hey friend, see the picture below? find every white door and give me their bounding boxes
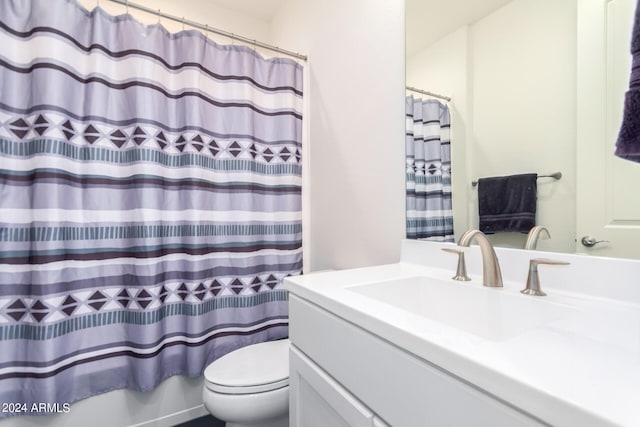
[576,0,640,258]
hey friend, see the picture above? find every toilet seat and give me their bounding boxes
[204,339,290,395]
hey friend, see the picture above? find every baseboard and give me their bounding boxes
[129,404,209,427]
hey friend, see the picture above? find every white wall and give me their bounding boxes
[407,0,577,253]
[80,0,272,48]
[0,376,208,427]
[271,0,406,271]
[471,0,577,252]
[0,0,406,426]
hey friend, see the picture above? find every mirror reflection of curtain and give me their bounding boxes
[405,96,453,241]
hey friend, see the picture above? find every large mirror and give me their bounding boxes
[406,0,640,259]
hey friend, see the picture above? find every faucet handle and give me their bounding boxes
[521,258,570,296]
[441,248,471,281]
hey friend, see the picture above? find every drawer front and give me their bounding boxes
[289,295,544,427]
[290,345,375,427]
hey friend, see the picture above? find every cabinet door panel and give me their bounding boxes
[290,295,543,427]
[290,346,374,427]
[373,416,391,427]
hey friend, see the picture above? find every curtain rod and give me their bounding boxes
[406,86,451,102]
[107,0,308,61]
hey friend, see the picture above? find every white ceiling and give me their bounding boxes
[406,0,513,56]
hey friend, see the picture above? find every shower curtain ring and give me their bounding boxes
[182,17,185,31]
[157,9,161,24]
[125,0,128,14]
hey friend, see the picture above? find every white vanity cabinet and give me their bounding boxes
[286,240,640,425]
[290,346,379,427]
[288,294,542,427]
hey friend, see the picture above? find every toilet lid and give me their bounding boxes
[204,339,290,395]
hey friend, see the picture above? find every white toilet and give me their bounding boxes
[202,339,290,427]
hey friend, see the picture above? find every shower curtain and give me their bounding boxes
[405,96,453,241]
[0,0,302,413]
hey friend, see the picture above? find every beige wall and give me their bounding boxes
[407,0,577,253]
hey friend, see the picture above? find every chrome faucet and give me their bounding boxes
[457,229,503,287]
[524,226,550,250]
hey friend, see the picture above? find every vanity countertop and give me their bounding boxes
[284,240,640,426]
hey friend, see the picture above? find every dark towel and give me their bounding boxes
[478,173,537,234]
[615,0,640,162]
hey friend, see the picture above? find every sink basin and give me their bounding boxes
[347,276,575,341]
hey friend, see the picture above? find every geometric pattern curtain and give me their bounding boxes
[0,0,302,414]
[405,95,453,241]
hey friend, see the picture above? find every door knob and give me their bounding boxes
[580,235,609,247]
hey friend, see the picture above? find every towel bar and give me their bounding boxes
[471,172,562,187]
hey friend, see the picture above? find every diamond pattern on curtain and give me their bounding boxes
[0,0,302,413]
[405,96,453,241]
